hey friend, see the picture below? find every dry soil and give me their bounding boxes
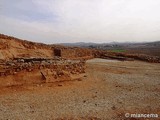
[0,58,160,120]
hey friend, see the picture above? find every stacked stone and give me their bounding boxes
[0,57,86,77]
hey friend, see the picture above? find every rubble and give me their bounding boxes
[0,57,86,86]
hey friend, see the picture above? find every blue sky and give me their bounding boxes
[0,0,160,43]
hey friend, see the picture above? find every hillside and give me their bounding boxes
[0,34,55,60]
[0,34,94,60]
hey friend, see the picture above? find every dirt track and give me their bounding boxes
[0,58,160,120]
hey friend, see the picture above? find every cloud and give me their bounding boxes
[0,0,160,43]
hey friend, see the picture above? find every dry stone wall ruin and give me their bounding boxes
[0,57,86,86]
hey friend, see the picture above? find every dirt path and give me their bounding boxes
[0,59,160,120]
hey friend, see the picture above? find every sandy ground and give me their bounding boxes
[0,58,160,120]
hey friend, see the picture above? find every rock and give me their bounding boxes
[84,75,87,77]
[111,105,116,110]
[27,68,32,72]
[13,72,17,75]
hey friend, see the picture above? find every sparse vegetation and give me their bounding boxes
[110,49,126,53]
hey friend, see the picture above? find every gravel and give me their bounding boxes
[0,59,159,119]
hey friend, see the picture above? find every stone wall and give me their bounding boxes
[0,57,86,87]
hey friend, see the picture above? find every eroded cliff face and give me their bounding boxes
[0,34,54,60]
[0,34,94,60]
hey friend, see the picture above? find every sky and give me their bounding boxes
[0,0,160,43]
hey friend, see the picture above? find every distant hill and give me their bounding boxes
[59,42,98,47]
[60,41,160,48]
[60,41,160,57]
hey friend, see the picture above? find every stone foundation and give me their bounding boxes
[0,57,86,87]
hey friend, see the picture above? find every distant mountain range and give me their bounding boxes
[59,41,160,49]
[60,41,160,57]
